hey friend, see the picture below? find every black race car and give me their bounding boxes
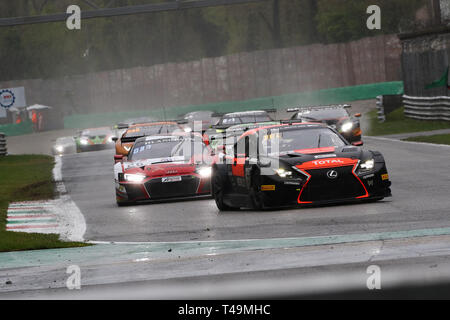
[211,122,391,211]
[212,109,276,130]
[179,110,221,133]
[287,105,363,145]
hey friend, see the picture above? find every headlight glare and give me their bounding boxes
[359,159,375,171]
[124,173,146,183]
[274,168,293,178]
[341,122,353,132]
[197,167,212,177]
[80,138,89,145]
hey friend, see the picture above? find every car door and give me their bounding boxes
[230,136,249,193]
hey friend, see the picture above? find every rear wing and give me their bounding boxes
[287,104,351,113]
[120,135,145,143]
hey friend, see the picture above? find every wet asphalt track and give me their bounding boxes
[61,137,450,243]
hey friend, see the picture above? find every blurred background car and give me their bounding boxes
[113,121,186,160]
[75,127,116,153]
[178,110,221,133]
[287,105,363,145]
[212,109,276,131]
[51,136,77,156]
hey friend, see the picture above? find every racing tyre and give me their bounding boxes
[250,170,264,210]
[212,168,233,211]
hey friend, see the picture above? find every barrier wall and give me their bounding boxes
[0,35,402,119]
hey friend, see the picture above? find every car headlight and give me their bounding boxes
[124,173,146,183]
[359,159,374,171]
[274,168,293,178]
[55,145,64,153]
[197,167,212,177]
[340,122,353,133]
[80,138,89,145]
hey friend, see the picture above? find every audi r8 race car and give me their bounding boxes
[114,133,212,206]
[287,105,363,145]
[75,127,116,153]
[113,121,186,159]
[211,122,391,211]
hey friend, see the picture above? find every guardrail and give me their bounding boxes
[0,132,6,156]
[376,96,386,122]
[376,94,403,123]
[403,95,450,121]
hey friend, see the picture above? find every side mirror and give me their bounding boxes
[114,154,124,163]
[112,137,118,142]
[352,141,363,146]
[354,113,362,118]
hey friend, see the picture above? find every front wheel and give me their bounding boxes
[249,170,264,210]
[212,168,233,211]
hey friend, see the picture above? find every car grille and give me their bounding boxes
[300,166,366,202]
[144,175,200,199]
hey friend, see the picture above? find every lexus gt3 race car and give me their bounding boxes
[114,133,212,206]
[287,105,363,145]
[113,121,186,159]
[75,127,116,153]
[211,123,391,211]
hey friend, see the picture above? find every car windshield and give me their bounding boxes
[124,124,180,138]
[294,108,349,120]
[129,137,207,161]
[261,127,346,154]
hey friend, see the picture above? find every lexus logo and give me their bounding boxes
[327,170,338,179]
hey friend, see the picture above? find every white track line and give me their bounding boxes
[365,135,450,149]
[52,156,87,242]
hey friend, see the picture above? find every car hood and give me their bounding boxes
[272,145,367,166]
[123,156,198,177]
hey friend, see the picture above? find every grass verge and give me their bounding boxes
[0,155,90,252]
[366,107,450,136]
[404,134,450,146]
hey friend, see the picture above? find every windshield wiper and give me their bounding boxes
[317,134,322,148]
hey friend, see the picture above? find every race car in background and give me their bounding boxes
[114,133,212,206]
[212,109,276,131]
[114,117,157,137]
[287,105,363,145]
[211,122,391,211]
[113,121,186,160]
[206,121,278,152]
[75,127,116,153]
[178,110,221,133]
[205,109,277,148]
[52,136,77,156]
